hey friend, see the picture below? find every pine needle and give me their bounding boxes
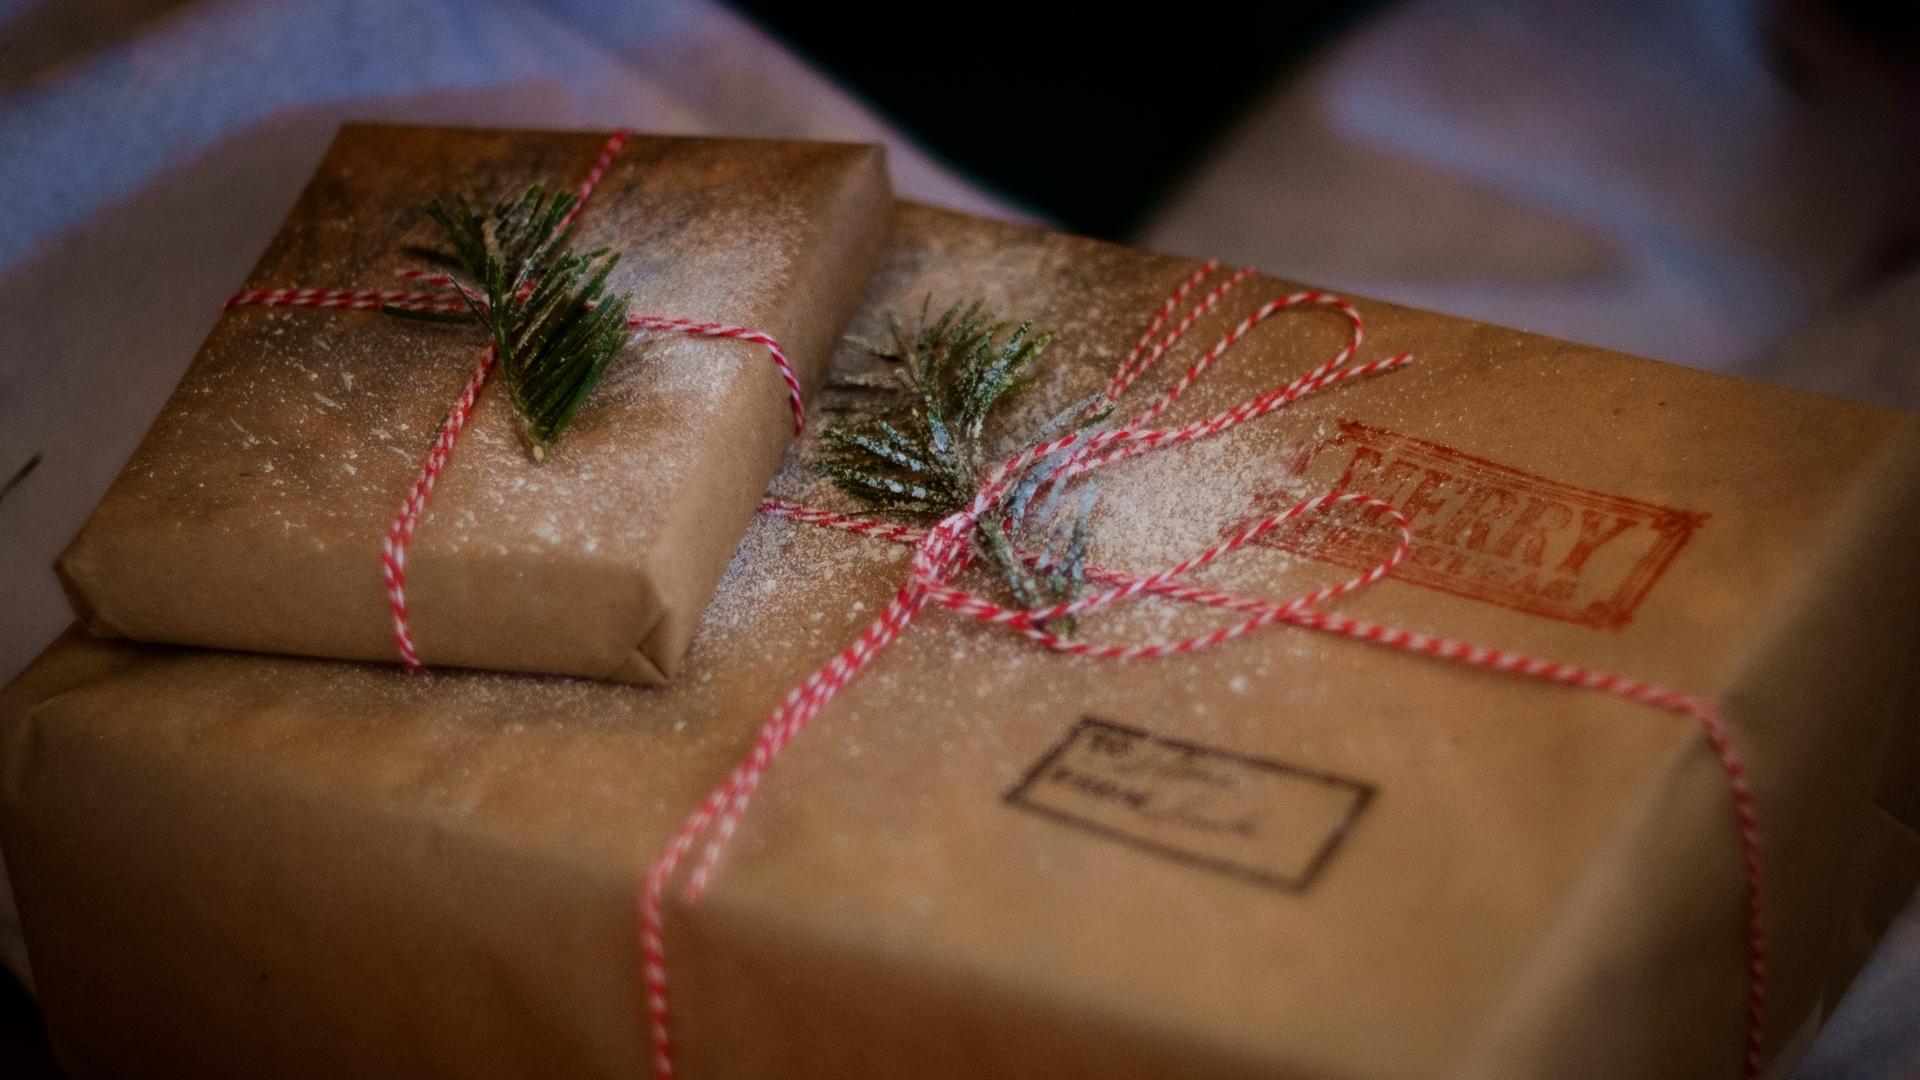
[817,297,1103,627]
[391,184,634,461]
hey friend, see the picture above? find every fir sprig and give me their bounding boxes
[818,297,1107,624]
[389,185,633,461]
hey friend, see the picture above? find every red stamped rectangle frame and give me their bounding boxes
[1241,421,1708,630]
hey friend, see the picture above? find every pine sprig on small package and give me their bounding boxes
[391,185,633,462]
[819,297,1107,624]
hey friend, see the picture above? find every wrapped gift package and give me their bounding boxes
[5,201,1920,1080]
[54,123,892,682]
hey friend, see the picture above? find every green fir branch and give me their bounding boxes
[817,297,1104,628]
[390,185,633,462]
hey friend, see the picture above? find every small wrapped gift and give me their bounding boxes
[5,204,1919,1080]
[55,123,892,682]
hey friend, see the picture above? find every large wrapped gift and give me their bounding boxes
[5,204,1919,1080]
[55,123,892,682]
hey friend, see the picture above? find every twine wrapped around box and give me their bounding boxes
[223,130,806,671]
[637,260,1769,1080]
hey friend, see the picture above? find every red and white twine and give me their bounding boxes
[641,261,1770,1080]
[222,130,804,667]
[219,128,1767,1079]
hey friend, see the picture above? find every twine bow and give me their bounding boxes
[640,262,1769,1080]
[223,130,805,669]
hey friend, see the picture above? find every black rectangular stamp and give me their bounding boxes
[1004,717,1374,892]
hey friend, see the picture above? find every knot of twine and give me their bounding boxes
[222,129,805,668]
[641,262,1769,1079]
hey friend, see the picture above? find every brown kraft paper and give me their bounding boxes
[55,123,893,682]
[4,203,1919,1079]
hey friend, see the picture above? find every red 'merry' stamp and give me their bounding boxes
[1239,420,1707,629]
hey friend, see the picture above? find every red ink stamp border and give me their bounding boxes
[1244,420,1708,630]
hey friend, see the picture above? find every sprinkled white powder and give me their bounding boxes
[688,207,1382,688]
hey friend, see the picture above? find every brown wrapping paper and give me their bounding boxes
[55,124,893,682]
[6,204,1920,1080]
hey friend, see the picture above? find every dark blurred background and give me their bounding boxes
[730,0,1386,237]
